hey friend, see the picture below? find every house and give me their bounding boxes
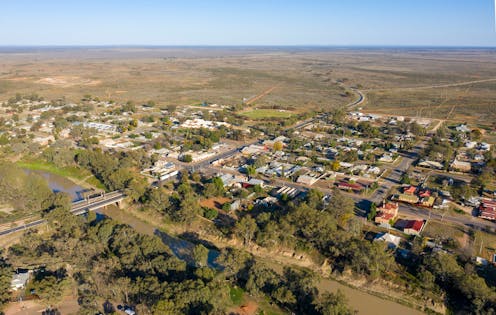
[219,174,247,188]
[242,178,265,189]
[418,160,444,170]
[393,194,419,204]
[465,141,477,149]
[403,186,417,195]
[230,200,241,211]
[336,181,364,192]
[374,201,399,226]
[32,134,55,146]
[450,159,471,172]
[420,196,436,208]
[296,175,319,186]
[379,153,394,163]
[241,144,269,155]
[394,219,425,235]
[394,220,425,235]
[254,196,279,208]
[478,199,496,221]
[478,142,491,151]
[455,124,470,133]
[418,189,431,198]
[374,232,402,249]
[11,270,31,291]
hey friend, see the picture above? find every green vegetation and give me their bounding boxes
[229,286,244,305]
[242,109,295,119]
[0,162,53,216]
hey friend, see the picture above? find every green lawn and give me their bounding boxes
[242,109,295,119]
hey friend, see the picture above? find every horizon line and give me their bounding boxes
[1,44,496,49]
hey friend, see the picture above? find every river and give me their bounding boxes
[24,169,85,201]
[25,170,424,314]
[98,206,425,315]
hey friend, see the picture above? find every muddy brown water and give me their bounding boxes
[98,206,425,314]
[24,169,85,201]
[22,170,425,314]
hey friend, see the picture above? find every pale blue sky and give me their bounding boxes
[0,0,495,46]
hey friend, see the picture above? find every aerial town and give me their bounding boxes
[1,2,496,313]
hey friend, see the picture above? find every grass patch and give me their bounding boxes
[242,109,295,119]
[229,286,244,305]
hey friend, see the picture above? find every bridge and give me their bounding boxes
[0,190,125,237]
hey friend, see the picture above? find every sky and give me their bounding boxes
[0,0,495,46]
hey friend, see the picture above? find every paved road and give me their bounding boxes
[184,114,324,173]
[364,78,496,93]
[369,141,426,204]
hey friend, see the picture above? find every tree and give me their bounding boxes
[32,272,69,306]
[400,173,411,185]
[192,244,209,268]
[235,216,258,246]
[273,141,284,152]
[367,203,377,221]
[325,190,355,227]
[215,248,251,280]
[331,161,340,172]
[147,187,171,213]
[314,290,355,315]
[0,257,11,310]
[125,176,148,202]
[471,129,483,141]
[180,154,193,163]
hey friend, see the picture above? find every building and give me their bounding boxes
[374,201,399,226]
[455,124,470,133]
[418,160,444,170]
[478,199,496,221]
[420,196,435,208]
[394,219,425,235]
[403,186,417,195]
[336,181,364,193]
[242,178,265,188]
[11,270,31,291]
[374,232,402,249]
[393,194,419,204]
[78,122,117,133]
[296,175,319,186]
[450,159,471,173]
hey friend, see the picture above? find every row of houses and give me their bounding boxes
[392,186,436,208]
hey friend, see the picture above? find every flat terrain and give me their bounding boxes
[241,108,295,119]
[1,47,495,125]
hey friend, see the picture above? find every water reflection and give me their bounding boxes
[23,170,85,201]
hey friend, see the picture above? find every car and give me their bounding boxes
[124,307,136,315]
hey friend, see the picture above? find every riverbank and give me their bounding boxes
[17,160,105,190]
[98,205,430,315]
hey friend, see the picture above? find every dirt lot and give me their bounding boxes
[5,296,79,315]
[200,197,231,210]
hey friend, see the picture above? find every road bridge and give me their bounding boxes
[0,191,125,237]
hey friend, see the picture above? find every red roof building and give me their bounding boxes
[394,219,425,235]
[403,186,417,195]
[374,202,399,225]
[479,199,496,221]
[337,182,364,192]
[418,189,431,198]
